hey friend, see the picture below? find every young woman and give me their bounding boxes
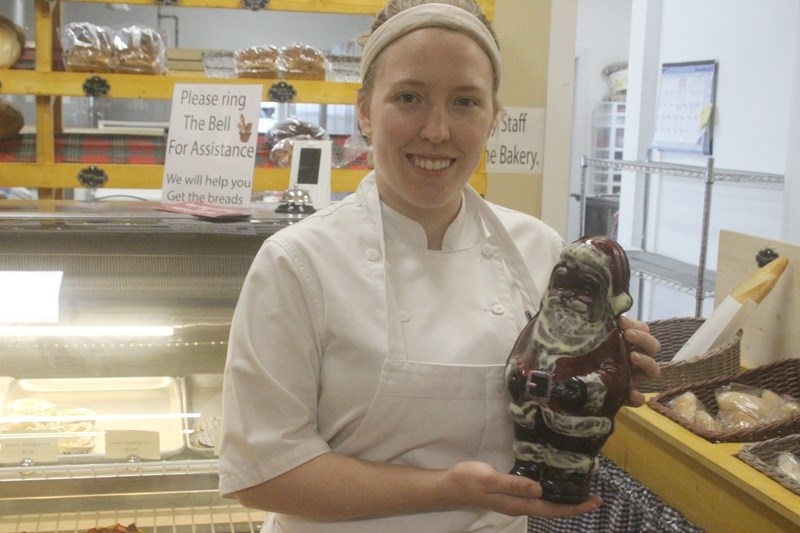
[219,2,660,531]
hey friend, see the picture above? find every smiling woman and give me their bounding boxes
[219,2,661,532]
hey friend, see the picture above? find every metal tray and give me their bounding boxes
[182,373,223,456]
[0,376,185,463]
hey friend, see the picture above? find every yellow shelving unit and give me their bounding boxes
[0,0,492,198]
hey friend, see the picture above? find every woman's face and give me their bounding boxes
[358,28,498,220]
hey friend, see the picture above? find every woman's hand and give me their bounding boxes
[620,316,661,406]
[447,461,602,518]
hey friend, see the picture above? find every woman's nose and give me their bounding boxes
[420,107,450,144]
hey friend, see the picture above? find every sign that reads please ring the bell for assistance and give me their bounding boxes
[162,84,262,208]
[485,107,544,174]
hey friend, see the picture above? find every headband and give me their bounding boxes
[360,3,502,85]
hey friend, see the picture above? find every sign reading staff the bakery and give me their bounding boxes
[162,84,262,207]
[485,107,544,174]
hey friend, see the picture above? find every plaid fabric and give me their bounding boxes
[0,133,369,168]
[528,456,704,533]
[11,46,64,71]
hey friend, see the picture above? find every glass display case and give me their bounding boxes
[0,200,303,531]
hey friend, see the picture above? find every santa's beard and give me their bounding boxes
[533,294,614,356]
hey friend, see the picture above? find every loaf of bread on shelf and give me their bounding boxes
[281,43,328,79]
[113,25,167,74]
[235,44,281,78]
[0,99,24,139]
[61,22,115,72]
[0,14,26,69]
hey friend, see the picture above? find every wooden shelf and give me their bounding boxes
[0,0,490,195]
[0,70,362,103]
[64,0,494,18]
[603,399,800,532]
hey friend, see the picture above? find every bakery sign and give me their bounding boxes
[485,107,544,174]
[162,84,262,208]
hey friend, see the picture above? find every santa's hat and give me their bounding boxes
[577,236,633,315]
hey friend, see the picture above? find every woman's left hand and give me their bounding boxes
[620,316,661,407]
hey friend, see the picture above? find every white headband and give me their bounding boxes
[360,3,502,86]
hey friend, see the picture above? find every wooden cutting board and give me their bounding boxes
[716,230,798,367]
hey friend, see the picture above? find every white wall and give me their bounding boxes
[572,0,799,320]
[567,0,632,241]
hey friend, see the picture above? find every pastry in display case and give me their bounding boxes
[0,201,300,529]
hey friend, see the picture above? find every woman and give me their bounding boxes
[219,1,660,531]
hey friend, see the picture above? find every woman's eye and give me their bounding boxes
[396,93,418,104]
[455,97,478,107]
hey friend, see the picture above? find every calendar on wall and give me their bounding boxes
[651,60,718,155]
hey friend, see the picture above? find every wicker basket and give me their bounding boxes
[640,317,742,393]
[648,358,800,443]
[738,434,800,495]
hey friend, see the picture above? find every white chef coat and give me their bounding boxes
[219,172,564,532]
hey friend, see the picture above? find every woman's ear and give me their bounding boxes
[357,93,372,138]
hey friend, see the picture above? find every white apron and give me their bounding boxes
[265,185,542,533]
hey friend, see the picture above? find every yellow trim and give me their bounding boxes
[0,162,486,194]
[603,400,800,532]
[61,0,493,18]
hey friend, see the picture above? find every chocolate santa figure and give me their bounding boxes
[505,236,633,504]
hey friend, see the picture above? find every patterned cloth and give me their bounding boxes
[528,456,704,533]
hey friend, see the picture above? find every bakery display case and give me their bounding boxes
[0,0,494,199]
[0,200,304,531]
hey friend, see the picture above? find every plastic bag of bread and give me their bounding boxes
[112,25,166,74]
[61,22,115,72]
[281,43,329,79]
[0,15,26,69]
[715,383,800,429]
[235,44,282,78]
[777,451,800,484]
[0,99,24,139]
[264,117,327,150]
[669,390,721,432]
[333,131,372,169]
[269,135,318,168]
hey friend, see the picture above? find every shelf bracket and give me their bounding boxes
[77,166,109,189]
[268,81,296,103]
[241,0,269,10]
[82,76,111,97]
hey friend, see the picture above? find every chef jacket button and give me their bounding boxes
[491,304,505,315]
[365,248,381,261]
[481,243,494,258]
[398,311,411,322]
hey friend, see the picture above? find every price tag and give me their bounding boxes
[0,430,59,464]
[104,430,161,461]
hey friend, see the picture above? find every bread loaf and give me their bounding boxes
[62,22,115,72]
[113,25,166,74]
[0,99,24,139]
[731,255,789,304]
[281,43,327,79]
[0,15,26,69]
[235,45,281,78]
